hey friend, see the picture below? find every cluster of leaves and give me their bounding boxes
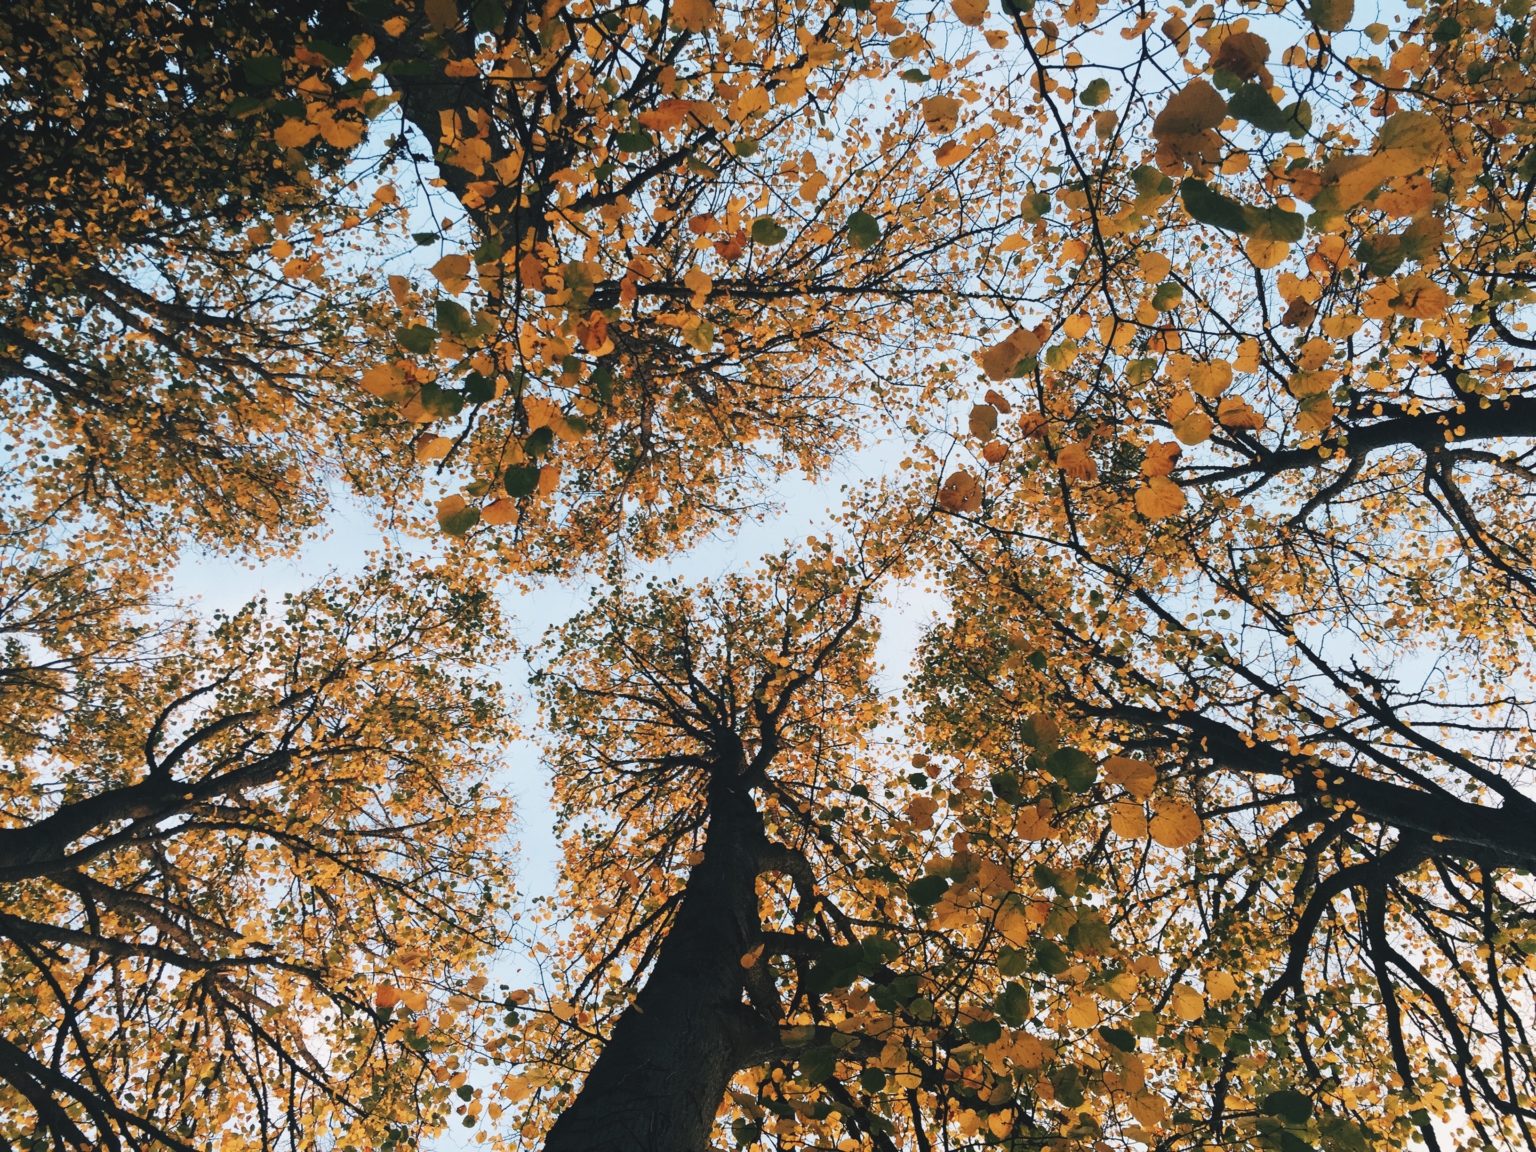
[6,0,1536,1149]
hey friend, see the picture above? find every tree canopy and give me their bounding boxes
[2,0,1534,1149]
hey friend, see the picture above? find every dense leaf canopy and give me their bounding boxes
[2,0,1534,1149]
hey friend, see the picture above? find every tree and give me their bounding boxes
[920,0,1536,1144]
[0,532,517,1150]
[8,0,1536,1149]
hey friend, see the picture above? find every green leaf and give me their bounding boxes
[1045,747,1097,792]
[732,137,759,157]
[437,503,480,537]
[504,465,540,498]
[1307,0,1353,30]
[846,210,882,250]
[412,231,441,246]
[997,945,1031,977]
[417,382,463,419]
[1180,179,1254,234]
[435,298,473,335]
[964,1017,1003,1045]
[1099,1026,1136,1052]
[859,1067,886,1093]
[1228,84,1293,134]
[1034,939,1069,975]
[1249,204,1306,243]
[524,426,555,458]
[751,216,789,245]
[1152,281,1184,311]
[798,1047,837,1083]
[996,982,1032,1025]
[1079,78,1111,106]
[907,874,950,905]
[1261,1089,1314,1124]
[472,0,506,33]
[464,371,496,404]
[615,129,655,152]
[397,324,438,354]
[242,56,284,87]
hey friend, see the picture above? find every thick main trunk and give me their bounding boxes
[542,779,777,1152]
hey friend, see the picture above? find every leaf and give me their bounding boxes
[671,0,718,31]
[750,217,788,245]
[1135,476,1186,519]
[274,119,318,149]
[1149,799,1202,848]
[1262,1089,1314,1124]
[846,210,882,250]
[430,254,473,295]
[1180,178,1253,234]
[921,95,962,134]
[425,0,461,31]
[435,494,480,537]
[1152,80,1226,140]
[907,874,950,905]
[1079,78,1111,106]
[504,465,541,498]
[1169,982,1204,1020]
[1307,0,1353,31]
[1227,84,1294,134]
[1167,392,1213,445]
[1216,395,1265,430]
[1045,747,1097,792]
[937,470,983,513]
[1102,756,1155,801]
[951,0,989,24]
[968,403,999,441]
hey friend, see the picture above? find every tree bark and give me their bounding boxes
[542,773,779,1152]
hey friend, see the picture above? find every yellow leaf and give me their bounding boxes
[274,119,318,149]
[921,95,963,134]
[1216,395,1264,431]
[1149,799,1201,848]
[740,944,766,968]
[1141,440,1181,478]
[952,0,989,24]
[1055,443,1097,482]
[938,470,983,513]
[968,403,999,441]
[1062,313,1091,340]
[683,266,713,303]
[1135,476,1186,519]
[414,433,452,461]
[360,364,410,402]
[317,115,365,149]
[480,498,519,526]
[1206,971,1238,1002]
[671,0,718,31]
[1109,801,1150,839]
[1388,274,1450,319]
[1103,755,1156,800]
[430,254,473,295]
[549,1000,576,1022]
[1152,80,1226,141]
[1189,360,1232,399]
[1169,982,1204,1020]
[1138,251,1172,281]
[978,326,1043,380]
[1167,392,1213,445]
[935,140,973,167]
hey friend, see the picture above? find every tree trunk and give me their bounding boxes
[542,775,778,1152]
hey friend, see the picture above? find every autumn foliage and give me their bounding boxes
[2,0,1535,1149]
